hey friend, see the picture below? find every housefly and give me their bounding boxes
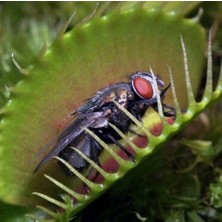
[34,72,174,175]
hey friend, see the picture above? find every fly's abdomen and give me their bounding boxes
[59,134,92,174]
[59,133,102,175]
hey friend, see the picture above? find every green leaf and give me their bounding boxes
[0,201,35,222]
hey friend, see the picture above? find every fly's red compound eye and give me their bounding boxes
[133,77,154,99]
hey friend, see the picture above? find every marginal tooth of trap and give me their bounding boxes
[108,122,141,152]
[216,58,222,92]
[93,2,111,18]
[36,205,57,218]
[55,156,103,192]
[213,58,222,99]
[203,30,213,98]
[120,1,145,12]
[38,41,48,58]
[84,128,134,170]
[180,35,196,106]
[112,100,154,139]
[57,11,76,39]
[150,68,164,119]
[168,66,182,117]
[150,67,171,129]
[112,2,126,12]
[11,53,29,76]
[70,146,117,181]
[32,192,67,209]
[77,3,99,27]
[108,2,136,14]
[191,7,203,22]
[4,84,13,99]
[109,123,146,153]
[44,174,89,202]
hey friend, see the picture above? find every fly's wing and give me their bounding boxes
[33,111,104,173]
[72,83,131,115]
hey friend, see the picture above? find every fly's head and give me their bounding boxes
[131,72,165,103]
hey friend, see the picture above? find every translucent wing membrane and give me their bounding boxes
[33,31,222,221]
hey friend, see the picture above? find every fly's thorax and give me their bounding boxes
[102,91,116,104]
[116,89,128,106]
[91,117,109,128]
[127,90,135,101]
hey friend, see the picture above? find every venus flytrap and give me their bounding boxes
[0,3,216,222]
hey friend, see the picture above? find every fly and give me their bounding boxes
[34,72,175,175]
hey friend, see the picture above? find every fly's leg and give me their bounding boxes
[129,106,143,122]
[83,137,103,189]
[162,103,176,117]
[159,83,176,117]
[153,102,176,118]
[128,102,148,122]
[128,128,144,136]
[132,99,176,119]
[90,136,102,167]
[128,128,147,138]
[107,134,135,162]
